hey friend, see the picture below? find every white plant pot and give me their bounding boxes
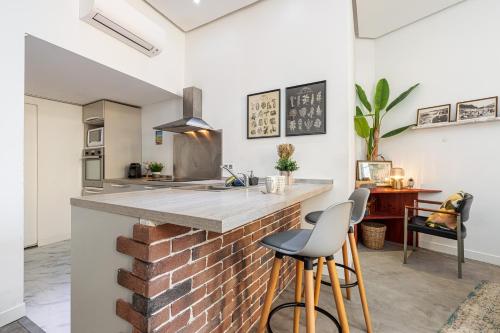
[152,172,162,178]
[280,171,294,185]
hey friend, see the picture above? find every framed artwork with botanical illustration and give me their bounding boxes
[286,80,326,136]
[247,89,281,139]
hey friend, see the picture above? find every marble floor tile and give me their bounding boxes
[24,241,70,333]
[0,317,44,333]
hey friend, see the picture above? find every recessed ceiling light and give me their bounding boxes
[193,0,201,4]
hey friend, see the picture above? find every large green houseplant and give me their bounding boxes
[355,79,419,160]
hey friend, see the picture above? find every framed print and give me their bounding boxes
[247,89,281,139]
[456,96,498,123]
[416,104,451,126]
[356,160,393,184]
[286,80,326,136]
[155,130,163,145]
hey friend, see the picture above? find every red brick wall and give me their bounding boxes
[115,203,301,333]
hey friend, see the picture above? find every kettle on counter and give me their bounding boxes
[128,163,142,179]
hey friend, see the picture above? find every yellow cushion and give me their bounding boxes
[425,191,465,231]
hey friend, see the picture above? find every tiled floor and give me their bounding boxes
[24,241,70,333]
[0,317,44,333]
[2,240,500,332]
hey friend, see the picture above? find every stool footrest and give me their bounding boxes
[267,302,342,333]
[313,261,359,288]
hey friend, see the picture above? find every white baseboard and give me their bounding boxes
[419,239,500,266]
[0,303,25,328]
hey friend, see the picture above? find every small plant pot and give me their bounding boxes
[280,171,294,185]
[152,172,162,178]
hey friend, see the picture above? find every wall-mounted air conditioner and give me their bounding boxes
[80,0,164,57]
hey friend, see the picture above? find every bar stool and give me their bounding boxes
[305,188,372,333]
[257,201,354,333]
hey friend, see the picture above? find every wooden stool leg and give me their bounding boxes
[293,260,304,333]
[257,255,283,333]
[349,232,373,333]
[326,257,349,333]
[314,257,324,316]
[304,263,316,333]
[342,241,351,300]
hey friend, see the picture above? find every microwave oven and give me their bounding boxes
[87,127,104,147]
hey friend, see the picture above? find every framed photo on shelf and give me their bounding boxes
[356,160,392,185]
[456,96,498,123]
[416,104,451,126]
[247,89,281,139]
[285,80,326,136]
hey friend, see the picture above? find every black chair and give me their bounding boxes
[403,194,473,278]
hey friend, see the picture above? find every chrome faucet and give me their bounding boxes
[221,165,248,187]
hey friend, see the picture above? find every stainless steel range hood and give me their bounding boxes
[154,87,213,133]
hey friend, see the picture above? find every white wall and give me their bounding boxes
[184,0,356,213]
[2,0,185,325]
[354,39,376,159]
[141,98,182,176]
[0,3,26,326]
[25,96,83,246]
[373,0,500,264]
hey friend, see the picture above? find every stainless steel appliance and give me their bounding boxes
[82,147,104,187]
[87,127,104,147]
[154,87,213,133]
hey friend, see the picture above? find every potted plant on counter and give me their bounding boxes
[275,144,299,185]
[148,162,164,178]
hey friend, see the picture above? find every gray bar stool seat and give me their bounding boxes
[260,229,312,255]
[304,188,373,333]
[257,201,353,333]
[305,211,323,224]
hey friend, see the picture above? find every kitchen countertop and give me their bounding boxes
[104,177,225,186]
[71,180,333,233]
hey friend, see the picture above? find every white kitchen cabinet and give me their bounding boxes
[82,100,104,124]
[104,101,142,179]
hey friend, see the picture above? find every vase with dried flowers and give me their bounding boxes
[275,144,299,185]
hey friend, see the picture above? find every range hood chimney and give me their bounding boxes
[154,87,213,133]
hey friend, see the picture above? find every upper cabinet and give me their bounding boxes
[83,100,105,124]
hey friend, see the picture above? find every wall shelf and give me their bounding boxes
[411,117,500,130]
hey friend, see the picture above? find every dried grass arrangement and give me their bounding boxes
[277,143,295,159]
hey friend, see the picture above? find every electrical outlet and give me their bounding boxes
[223,163,233,170]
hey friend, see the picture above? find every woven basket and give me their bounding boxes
[361,222,387,250]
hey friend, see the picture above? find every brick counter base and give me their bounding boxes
[115,203,301,333]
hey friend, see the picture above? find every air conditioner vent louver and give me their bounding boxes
[80,0,163,58]
[92,13,155,53]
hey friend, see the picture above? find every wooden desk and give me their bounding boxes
[356,188,442,245]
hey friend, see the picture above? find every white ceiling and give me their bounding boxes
[25,35,177,106]
[145,0,260,32]
[355,0,466,38]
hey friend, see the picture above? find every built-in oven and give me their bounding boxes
[82,147,104,188]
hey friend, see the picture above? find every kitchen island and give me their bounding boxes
[70,181,332,333]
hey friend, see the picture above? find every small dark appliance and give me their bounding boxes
[128,163,142,178]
